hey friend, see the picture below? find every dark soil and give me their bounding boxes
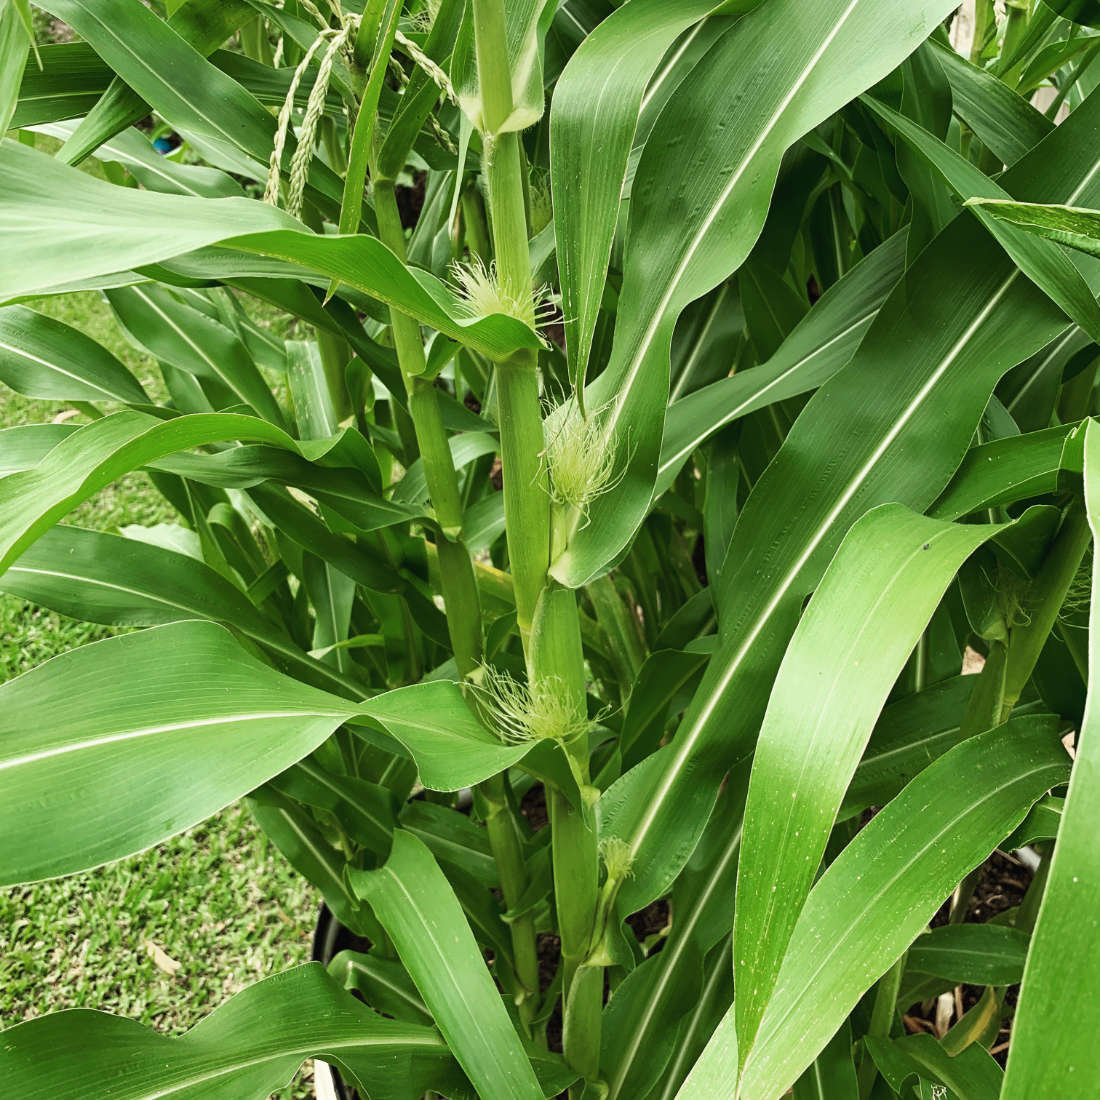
[692,534,708,586]
[930,850,1032,927]
[538,932,564,1054]
[626,898,671,951]
[520,783,549,832]
[906,849,1034,1067]
[396,171,428,230]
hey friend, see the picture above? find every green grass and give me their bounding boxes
[0,292,318,1097]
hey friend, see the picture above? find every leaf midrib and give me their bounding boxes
[0,710,346,772]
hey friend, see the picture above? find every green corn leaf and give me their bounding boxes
[450,0,553,135]
[35,0,343,200]
[553,0,964,588]
[399,800,500,888]
[0,304,150,404]
[0,422,76,473]
[0,963,459,1100]
[599,80,1100,920]
[906,923,1030,986]
[250,786,376,937]
[791,1023,859,1100]
[330,949,433,1025]
[349,679,535,791]
[245,484,407,595]
[35,120,245,198]
[0,409,384,576]
[601,775,747,1100]
[351,830,550,1100]
[863,96,1100,345]
[929,37,1053,166]
[0,616,538,884]
[658,229,908,494]
[967,196,1100,260]
[1044,0,1100,29]
[58,0,255,165]
[550,0,724,399]
[11,42,111,128]
[275,761,397,856]
[302,553,356,675]
[678,716,1069,1099]
[0,0,31,134]
[107,285,285,426]
[376,0,466,179]
[1004,794,1065,849]
[0,620,355,885]
[733,504,1002,1061]
[1002,417,1100,1097]
[930,422,1082,520]
[0,522,283,638]
[866,1034,1003,1100]
[0,141,541,362]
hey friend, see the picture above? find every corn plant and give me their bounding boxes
[2,0,1100,1096]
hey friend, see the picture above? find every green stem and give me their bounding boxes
[315,327,351,422]
[482,771,541,1031]
[496,356,550,645]
[857,950,907,1099]
[999,4,1031,83]
[969,0,993,65]
[960,638,1008,741]
[472,0,602,1081]
[376,172,542,1024]
[462,183,492,259]
[373,179,482,677]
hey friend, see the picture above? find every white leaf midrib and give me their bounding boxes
[601,0,866,442]
[0,710,347,772]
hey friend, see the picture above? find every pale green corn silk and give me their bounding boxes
[475,665,590,745]
[449,257,556,331]
[599,836,635,882]
[543,398,622,513]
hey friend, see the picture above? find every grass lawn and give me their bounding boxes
[0,292,318,1097]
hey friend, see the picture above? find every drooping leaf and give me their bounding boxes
[0,304,150,404]
[0,617,529,884]
[1002,418,1100,1098]
[0,963,456,1100]
[549,0,724,398]
[600,81,1100,919]
[350,679,535,791]
[733,504,1000,1060]
[967,196,1100,260]
[906,923,1030,986]
[351,831,551,1100]
[0,621,353,885]
[553,0,964,588]
[678,717,1069,1098]
[0,410,384,576]
[0,141,541,363]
